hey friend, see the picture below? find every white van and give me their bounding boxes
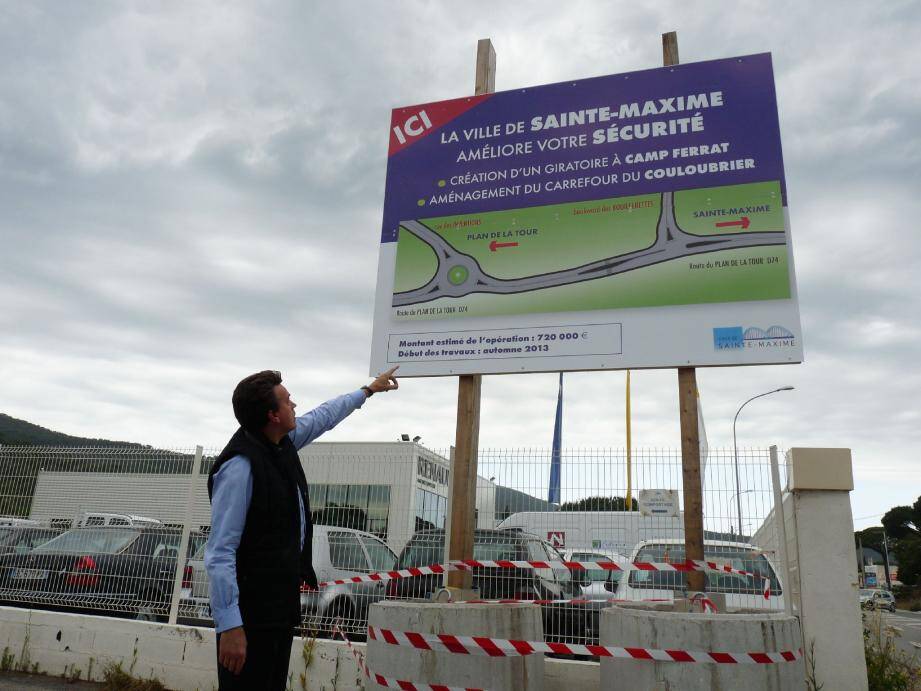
[616,539,785,611]
[495,511,684,557]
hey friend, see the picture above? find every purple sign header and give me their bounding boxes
[380,53,786,243]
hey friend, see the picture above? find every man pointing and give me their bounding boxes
[205,367,399,689]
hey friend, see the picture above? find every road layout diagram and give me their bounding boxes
[392,180,792,319]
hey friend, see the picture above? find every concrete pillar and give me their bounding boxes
[600,606,804,690]
[367,601,544,691]
[785,447,868,690]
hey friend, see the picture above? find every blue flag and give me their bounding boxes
[548,372,563,504]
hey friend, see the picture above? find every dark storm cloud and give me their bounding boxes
[0,1,918,521]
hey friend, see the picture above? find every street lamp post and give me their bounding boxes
[732,386,794,537]
[729,489,755,538]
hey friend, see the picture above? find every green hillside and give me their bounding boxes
[0,414,197,517]
[0,413,139,447]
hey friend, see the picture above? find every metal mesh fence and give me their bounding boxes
[0,443,787,646]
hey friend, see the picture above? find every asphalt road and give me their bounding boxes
[871,609,921,659]
[0,671,103,689]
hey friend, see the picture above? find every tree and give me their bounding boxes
[868,496,921,586]
[894,535,921,586]
[560,495,638,512]
[882,505,919,540]
[856,526,885,554]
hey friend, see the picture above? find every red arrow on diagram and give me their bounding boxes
[715,216,751,229]
[489,240,519,252]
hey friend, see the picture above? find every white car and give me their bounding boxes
[861,589,896,612]
[562,548,629,601]
[616,539,785,611]
[180,525,398,639]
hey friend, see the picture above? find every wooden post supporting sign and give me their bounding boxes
[446,39,495,592]
[444,34,706,596]
[664,31,706,594]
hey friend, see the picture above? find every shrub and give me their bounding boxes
[864,612,921,691]
[101,661,167,691]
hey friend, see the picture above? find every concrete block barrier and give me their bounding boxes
[367,601,544,691]
[600,606,804,690]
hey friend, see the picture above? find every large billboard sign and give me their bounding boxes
[369,53,803,376]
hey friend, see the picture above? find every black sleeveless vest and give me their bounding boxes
[208,428,317,629]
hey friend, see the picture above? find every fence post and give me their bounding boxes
[769,445,793,615]
[168,445,202,625]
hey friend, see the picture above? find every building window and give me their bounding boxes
[414,487,447,532]
[307,484,390,539]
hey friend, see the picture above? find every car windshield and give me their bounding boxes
[544,544,571,584]
[0,528,17,549]
[571,552,620,583]
[628,543,780,595]
[401,534,523,568]
[860,589,874,597]
[32,528,139,555]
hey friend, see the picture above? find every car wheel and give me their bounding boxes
[328,599,363,641]
[135,591,166,622]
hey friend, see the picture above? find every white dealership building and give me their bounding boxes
[27,442,553,554]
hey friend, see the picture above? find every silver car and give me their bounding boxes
[300,526,397,639]
[180,525,397,639]
[562,548,629,601]
[861,589,896,613]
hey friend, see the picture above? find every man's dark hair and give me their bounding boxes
[232,370,282,433]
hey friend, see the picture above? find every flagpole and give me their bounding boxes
[625,370,632,510]
[548,372,563,505]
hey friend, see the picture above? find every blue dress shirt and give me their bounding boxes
[204,389,367,632]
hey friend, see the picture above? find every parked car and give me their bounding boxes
[301,526,398,639]
[77,513,162,528]
[562,548,629,601]
[0,517,44,527]
[0,522,191,621]
[180,525,398,640]
[388,529,590,643]
[861,589,896,612]
[615,539,785,611]
[0,524,64,557]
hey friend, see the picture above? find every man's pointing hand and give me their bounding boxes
[367,366,399,394]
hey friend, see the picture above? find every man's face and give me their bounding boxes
[271,384,297,432]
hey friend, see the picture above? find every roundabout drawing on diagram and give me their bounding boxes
[392,180,791,319]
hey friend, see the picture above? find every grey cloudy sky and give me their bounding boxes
[1,1,918,527]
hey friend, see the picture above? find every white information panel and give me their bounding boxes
[370,55,803,376]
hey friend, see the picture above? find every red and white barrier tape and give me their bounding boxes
[459,596,717,612]
[319,559,772,600]
[689,592,719,613]
[318,563,449,587]
[457,597,670,606]
[368,625,801,664]
[449,558,760,581]
[333,621,483,691]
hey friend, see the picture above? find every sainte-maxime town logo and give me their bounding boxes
[713,325,796,350]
